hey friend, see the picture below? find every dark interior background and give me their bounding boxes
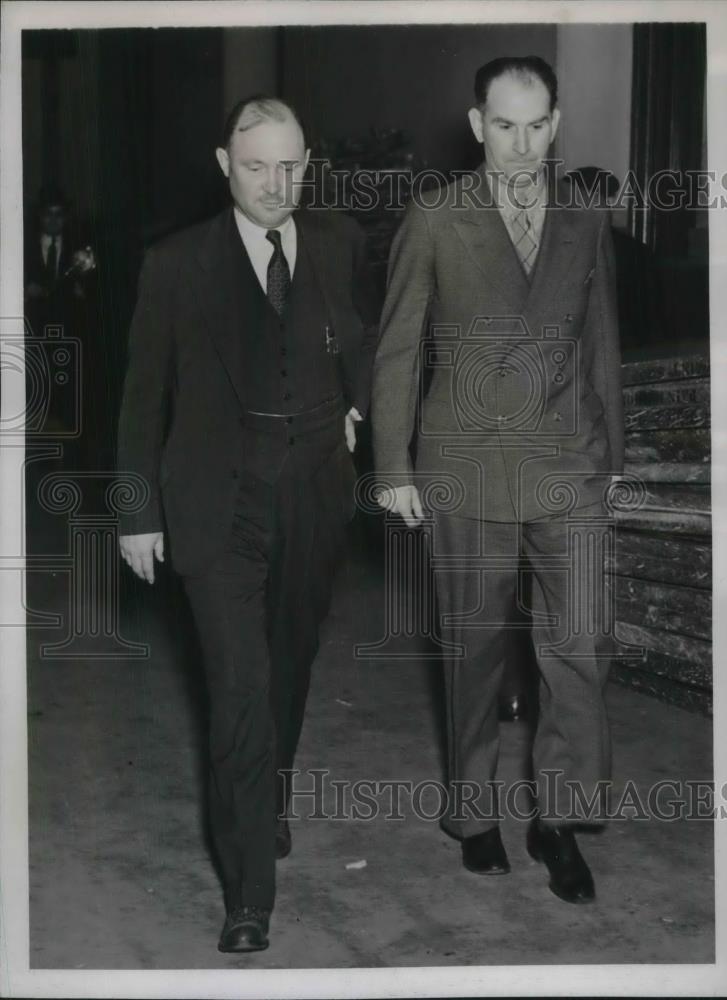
[21,22,708,467]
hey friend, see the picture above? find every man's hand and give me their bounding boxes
[345,406,363,453]
[119,532,164,584]
[376,484,425,528]
[70,246,97,274]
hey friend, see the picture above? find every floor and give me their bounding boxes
[24,479,715,970]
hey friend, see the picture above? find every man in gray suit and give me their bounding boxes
[372,56,624,903]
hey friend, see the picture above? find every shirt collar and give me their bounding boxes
[233,206,295,242]
[485,167,547,219]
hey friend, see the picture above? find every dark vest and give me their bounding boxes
[231,222,340,414]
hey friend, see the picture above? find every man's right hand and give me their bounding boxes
[376,484,425,528]
[119,532,164,584]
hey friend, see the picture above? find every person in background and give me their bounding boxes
[24,187,97,445]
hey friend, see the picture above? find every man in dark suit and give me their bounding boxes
[372,57,624,903]
[117,96,378,952]
[25,188,98,443]
[25,188,74,302]
[25,187,97,309]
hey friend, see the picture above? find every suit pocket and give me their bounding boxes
[314,438,357,524]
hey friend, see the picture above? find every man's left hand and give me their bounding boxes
[345,407,363,453]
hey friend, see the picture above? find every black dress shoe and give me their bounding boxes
[462,827,511,874]
[498,692,528,722]
[527,818,595,903]
[275,818,291,859]
[218,906,270,953]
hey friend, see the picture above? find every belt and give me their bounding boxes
[243,394,343,434]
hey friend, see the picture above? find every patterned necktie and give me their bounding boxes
[266,229,290,315]
[46,238,58,281]
[511,208,539,275]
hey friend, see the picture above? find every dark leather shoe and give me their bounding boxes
[218,906,270,952]
[527,818,595,903]
[498,692,528,722]
[275,818,291,859]
[462,827,511,875]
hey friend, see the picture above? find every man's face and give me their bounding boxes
[40,204,66,237]
[215,116,309,228]
[468,72,560,188]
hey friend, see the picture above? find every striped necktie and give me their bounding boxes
[511,208,539,275]
[266,229,290,315]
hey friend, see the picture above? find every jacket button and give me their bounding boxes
[564,313,573,323]
[283,391,292,401]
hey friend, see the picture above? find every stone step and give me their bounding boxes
[613,482,711,535]
[621,354,709,387]
[624,403,709,431]
[614,620,712,667]
[612,576,711,642]
[606,530,711,588]
[625,428,710,466]
[623,377,710,409]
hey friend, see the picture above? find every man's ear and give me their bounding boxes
[468,106,485,144]
[215,146,230,178]
[549,107,561,145]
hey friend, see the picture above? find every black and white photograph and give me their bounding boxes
[1,1,725,996]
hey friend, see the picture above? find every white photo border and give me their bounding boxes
[1,1,725,996]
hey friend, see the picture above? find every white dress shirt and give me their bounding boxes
[233,207,296,293]
[41,234,62,274]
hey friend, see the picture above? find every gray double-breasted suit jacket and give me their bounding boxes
[372,164,625,523]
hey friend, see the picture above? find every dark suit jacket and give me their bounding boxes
[372,165,625,523]
[25,234,72,287]
[117,206,379,575]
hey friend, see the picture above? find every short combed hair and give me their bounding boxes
[474,56,558,112]
[220,95,305,148]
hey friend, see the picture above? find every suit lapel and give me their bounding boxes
[295,210,334,321]
[451,168,587,338]
[524,180,583,324]
[194,208,261,407]
[451,165,531,313]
